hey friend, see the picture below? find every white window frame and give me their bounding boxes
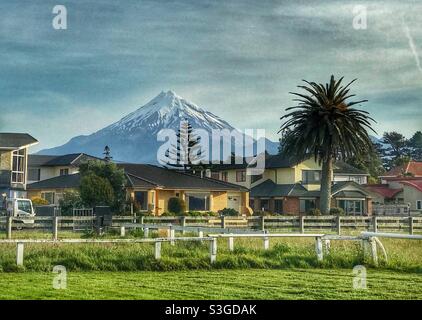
[11,149,26,184]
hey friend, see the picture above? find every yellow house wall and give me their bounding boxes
[211,191,227,212]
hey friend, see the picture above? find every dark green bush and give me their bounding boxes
[329,207,345,216]
[253,211,272,216]
[218,208,239,216]
[167,198,186,215]
[308,208,322,216]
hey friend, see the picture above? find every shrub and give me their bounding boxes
[168,197,186,215]
[31,197,49,206]
[59,191,83,215]
[79,173,115,207]
[329,207,345,216]
[308,208,322,216]
[218,208,239,216]
[253,211,272,217]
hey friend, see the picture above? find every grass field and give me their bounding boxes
[0,268,421,300]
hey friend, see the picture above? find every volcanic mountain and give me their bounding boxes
[39,90,278,163]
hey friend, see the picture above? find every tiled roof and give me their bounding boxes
[0,133,38,150]
[398,180,422,192]
[29,153,102,167]
[27,173,81,190]
[120,164,248,191]
[381,161,422,178]
[364,184,403,199]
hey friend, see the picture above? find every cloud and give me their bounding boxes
[402,20,422,74]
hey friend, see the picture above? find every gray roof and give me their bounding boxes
[28,153,101,167]
[0,133,38,150]
[27,173,81,190]
[120,163,248,191]
[251,180,371,198]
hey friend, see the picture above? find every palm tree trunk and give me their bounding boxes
[320,156,333,214]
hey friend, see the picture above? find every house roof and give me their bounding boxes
[120,163,248,191]
[398,180,422,193]
[251,180,370,198]
[0,133,38,150]
[381,161,422,178]
[364,184,403,199]
[27,173,81,190]
[28,153,101,167]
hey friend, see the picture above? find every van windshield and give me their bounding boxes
[17,200,32,214]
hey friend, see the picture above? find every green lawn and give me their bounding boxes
[0,269,421,300]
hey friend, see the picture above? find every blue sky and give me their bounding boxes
[0,0,421,152]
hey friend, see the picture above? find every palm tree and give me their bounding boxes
[279,75,376,214]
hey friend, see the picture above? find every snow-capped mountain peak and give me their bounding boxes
[107,90,233,134]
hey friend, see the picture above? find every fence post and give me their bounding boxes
[370,237,378,266]
[409,217,414,235]
[373,216,378,233]
[52,216,59,241]
[299,216,305,233]
[6,216,12,240]
[154,241,161,260]
[336,216,341,235]
[140,216,144,225]
[315,237,323,261]
[181,216,186,235]
[228,236,234,252]
[221,216,226,229]
[263,235,270,250]
[210,238,217,263]
[170,226,175,246]
[120,226,125,237]
[260,216,265,232]
[16,242,24,266]
[143,227,149,238]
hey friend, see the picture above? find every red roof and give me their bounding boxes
[364,184,403,199]
[381,161,422,178]
[399,180,422,192]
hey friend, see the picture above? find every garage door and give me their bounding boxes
[227,196,241,213]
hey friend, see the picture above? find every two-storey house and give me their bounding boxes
[0,133,38,199]
[211,154,372,215]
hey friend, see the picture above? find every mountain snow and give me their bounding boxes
[38,90,279,163]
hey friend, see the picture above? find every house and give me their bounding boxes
[27,174,81,205]
[380,161,422,184]
[210,155,372,215]
[0,133,38,199]
[28,163,253,215]
[27,153,101,184]
[364,178,422,212]
[121,164,252,215]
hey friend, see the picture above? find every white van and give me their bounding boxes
[3,198,36,223]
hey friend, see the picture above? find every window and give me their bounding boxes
[134,191,148,211]
[221,172,228,182]
[12,149,25,184]
[236,170,246,182]
[260,199,270,211]
[60,168,69,176]
[417,200,422,210]
[300,199,316,213]
[17,200,32,214]
[274,199,283,214]
[302,170,321,184]
[211,172,220,180]
[41,192,55,205]
[188,193,210,211]
[338,200,364,215]
[28,168,41,181]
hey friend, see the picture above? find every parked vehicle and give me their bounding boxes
[1,198,35,223]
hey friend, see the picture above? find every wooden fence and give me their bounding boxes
[1,215,421,239]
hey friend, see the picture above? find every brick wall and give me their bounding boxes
[283,197,300,215]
